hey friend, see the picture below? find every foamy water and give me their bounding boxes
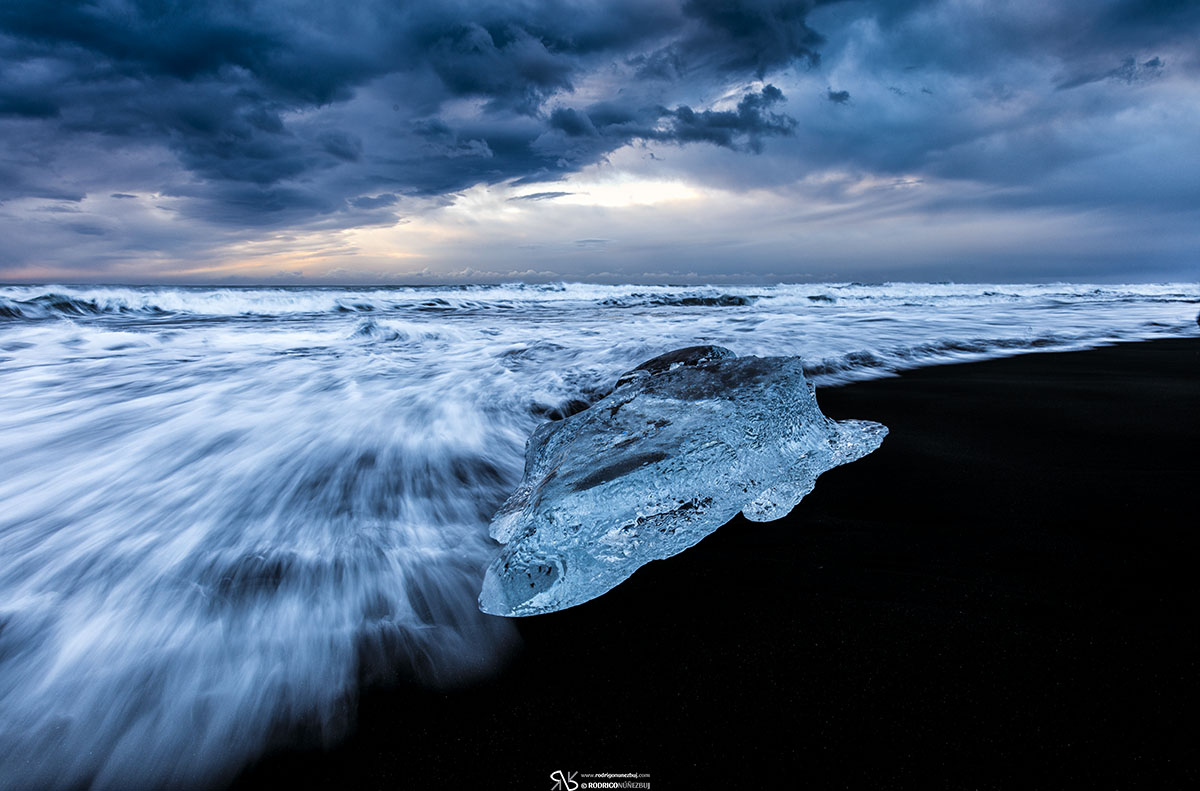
[1,281,1196,789]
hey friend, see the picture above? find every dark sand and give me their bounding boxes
[233,338,1198,789]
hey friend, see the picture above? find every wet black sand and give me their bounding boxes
[233,337,1198,789]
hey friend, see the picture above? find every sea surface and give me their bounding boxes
[1,281,1197,789]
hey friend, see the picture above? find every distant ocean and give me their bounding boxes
[1,281,1197,789]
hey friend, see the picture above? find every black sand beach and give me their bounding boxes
[233,338,1198,789]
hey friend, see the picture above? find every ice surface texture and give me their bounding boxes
[478,346,888,617]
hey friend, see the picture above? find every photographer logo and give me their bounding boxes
[550,770,579,790]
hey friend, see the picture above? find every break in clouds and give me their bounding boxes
[0,0,1198,281]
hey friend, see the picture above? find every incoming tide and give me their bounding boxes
[1,281,1197,789]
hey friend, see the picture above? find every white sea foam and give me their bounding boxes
[0,281,1197,789]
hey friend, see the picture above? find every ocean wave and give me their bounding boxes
[2,282,1198,321]
[0,292,170,320]
[0,351,525,789]
[0,280,1198,788]
[598,293,758,307]
[799,333,1117,383]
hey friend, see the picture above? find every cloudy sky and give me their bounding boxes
[1,0,1197,284]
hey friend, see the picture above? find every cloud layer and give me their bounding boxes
[0,0,1197,281]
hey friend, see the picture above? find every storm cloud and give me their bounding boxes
[0,0,1197,281]
[0,1,816,213]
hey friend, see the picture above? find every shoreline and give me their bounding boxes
[233,337,1198,789]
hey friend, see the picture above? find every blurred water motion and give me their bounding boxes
[0,281,1197,789]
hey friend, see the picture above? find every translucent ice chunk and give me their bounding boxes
[478,346,887,617]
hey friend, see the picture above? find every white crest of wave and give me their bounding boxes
[1,281,1197,318]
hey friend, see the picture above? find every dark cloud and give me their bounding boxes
[508,192,574,202]
[0,92,58,119]
[382,82,799,199]
[317,131,364,163]
[656,85,796,152]
[548,107,598,137]
[1057,55,1167,90]
[1092,0,1200,52]
[67,222,107,236]
[162,182,339,227]
[836,0,1198,91]
[531,84,796,173]
[349,193,398,210]
[676,0,825,77]
[0,0,828,239]
[0,0,1198,280]
[422,23,576,115]
[671,0,1200,211]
